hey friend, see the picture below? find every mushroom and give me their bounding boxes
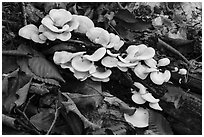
[149,102,163,111]
[90,67,112,79]
[157,58,170,67]
[117,61,138,68]
[150,71,165,85]
[178,68,187,75]
[71,55,94,72]
[83,47,106,61]
[133,82,147,95]
[74,15,94,34]
[106,33,124,50]
[19,24,46,43]
[117,66,128,72]
[60,62,74,72]
[107,49,119,57]
[124,107,149,128]
[90,77,110,82]
[101,56,118,68]
[125,44,155,62]
[163,70,171,82]
[132,92,146,104]
[144,58,157,68]
[141,93,160,103]
[86,27,110,47]
[53,51,73,65]
[73,70,90,81]
[133,63,151,80]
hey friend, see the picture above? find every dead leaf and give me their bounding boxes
[15,77,32,107]
[115,9,137,23]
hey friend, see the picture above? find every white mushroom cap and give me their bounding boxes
[107,49,119,57]
[90,77,110,82]
[19,24,38,39]
[86,27,110,46]
[157,58,170,67]
[132,92,146,104]
[124,107,149,128]
[163,70,171,82]
[71,55,94,72]
[178,68,187,75]
[74,15,94,34]
[144,58,157,68]
[60,62,75,72]
[53,51,73,64]
[133,82,147,95]
[150,71,165,85]
[141,93,160,103]
[101,56,118,68]
[117,66,128,72]
[117,61,138,68]
[91,67,112,79]
[73,70,90,81]
[149,102,163,111]
[133,63,150,80]
[83,47,106,61]
[118,56,130,63]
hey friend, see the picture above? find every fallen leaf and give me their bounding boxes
[15,77,32,107]
[115,9,137,23]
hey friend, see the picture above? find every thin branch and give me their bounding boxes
[46,102,60,135]
[158,38,191,66]
[21,2,27,26]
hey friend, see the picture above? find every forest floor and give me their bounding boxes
[2,2,202,135]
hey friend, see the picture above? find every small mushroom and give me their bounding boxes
[118,56,130,64]
[163,70,171,82]
[106,33,124,50]
[90,77,110,82]
[53,51,73,64]
[74,15,94,34]
[83,47,106,61]
[149,102,163,111]
[71,55,94,72]
[133,63,150,80]
[73,70,90,81]
[107,49,119,57]
[133,82,147,95]
[101,56,118,68]
[117,66,128,72]
[178,68,187,75]
[86,27,110,46]
[150,71,165,85]
[132,92,146,104]
[60,62,74,72]
[124,107,149,128]
[144,58,157,68]
[91,67,112,79]
[157,58,170,67]
[141,93,160,103]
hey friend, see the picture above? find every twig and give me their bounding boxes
[158,38,191,66]
[117,2,125,9]
[46,102,60,135]
[2,50,32,57]
[23,94,35,113]
[21,2,27,26]
[2,114,16,129]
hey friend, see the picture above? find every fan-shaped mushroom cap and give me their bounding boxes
[178,68,187,75]
[163,70,171,82]
[124,107,149,128]
[117,66,128,72]
[141,93,159,103]
[83,47,106,61]
[73,70,90,81]
[133,82,147,95]
[144,58,157,68]
[53,51,73,64]
[157,58,170,67]
[49,9,72,27]
[91,67,112,79]
[60,62,74,72]
[71,55,94,72]
[125,44,155,62]
[117,61,138,68]
[132,92,146,104]
[133,63,150,80]
[118,56,130,63]
[150,71,165,85]
[74,15,94,34]
[86,27,110,46]
[107,33,124,50]
[19,24,38,39]
[107,49,119,57]
[149,102,163,111]
[90,77,110,82]
[101,56,118,68]
[66,15,79,31]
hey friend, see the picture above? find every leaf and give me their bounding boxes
[30,109,55,131]
[2,56,19,74]
[15,77,32,107]
[115,9,137,23]
[148,110,173,135]
[162,84,185,109]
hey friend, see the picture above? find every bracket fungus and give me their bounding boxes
[178,68,187,75]
[83,47,106,62]
[101,56,118,68]
[149,102,163,111]
[19,24,46,43]
[74,15,94,34]
[124,107,149,128]
[86,27,110,47]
